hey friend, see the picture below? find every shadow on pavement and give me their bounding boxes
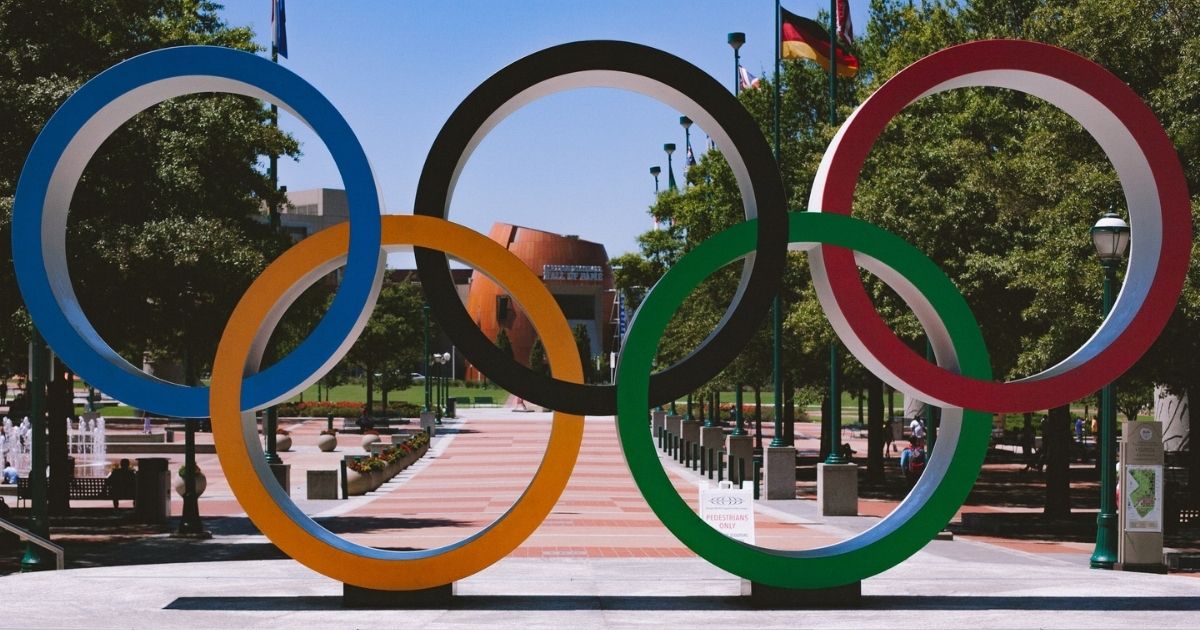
[165,594,1200,612]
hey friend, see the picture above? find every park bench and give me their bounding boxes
[473,396,496,407]
[16,476,137,508]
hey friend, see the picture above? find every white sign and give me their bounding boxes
[699,481,755,544]
[1123,464,1163,533]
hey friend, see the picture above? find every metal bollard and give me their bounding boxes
[692,444,699,471]
[752,455,762,500]
[339,459,348,500]
[707,449,714,479]
[718,449,725,482]
[657,426,663,449]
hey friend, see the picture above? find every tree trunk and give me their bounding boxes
[365,370,375,415]
[381,385,389,411]
[1187,386,1200,503]
[1022,412,1034,458]
[1044,405,1072,518]
[867,376,885,484]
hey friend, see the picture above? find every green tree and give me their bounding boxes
[344,281,426,413]
[625,0,1200,501]
[496,328,514,361]
[572,324,594,384]
[528,337,550,377]
[0,0,300,385]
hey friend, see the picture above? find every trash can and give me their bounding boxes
[134,457,170,525]
[445,398,456,418]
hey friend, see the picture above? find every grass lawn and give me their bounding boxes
[290,382,509,406]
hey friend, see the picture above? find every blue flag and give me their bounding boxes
[618,293,627,339]
[272,0,288,58]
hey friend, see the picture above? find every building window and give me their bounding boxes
[553,294,595,320]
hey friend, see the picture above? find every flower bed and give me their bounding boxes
[345,432,431,495]
[277,400,424,419]
[277,401,364,418]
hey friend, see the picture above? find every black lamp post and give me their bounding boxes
[1089,210,1130,569]
[679,116,693,187]
[728,32,745,95]
[650,166,661,193]
[434,352,450,420]
[664,143,677,191]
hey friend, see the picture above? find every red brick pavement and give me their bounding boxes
[332,414,829,556]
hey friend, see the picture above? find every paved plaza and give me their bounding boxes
[1,408,1197,628]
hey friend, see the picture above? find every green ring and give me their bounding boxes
[616,212,992,589]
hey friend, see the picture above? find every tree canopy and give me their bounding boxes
[617,0,1200,424]
[0,0,300,384]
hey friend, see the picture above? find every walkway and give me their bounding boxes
[1,409,1197,628]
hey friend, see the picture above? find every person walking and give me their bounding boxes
[909,416,926,447]
[899,440,926,487]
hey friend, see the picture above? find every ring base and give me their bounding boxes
[742,580,862,608]
[343,582,455,608]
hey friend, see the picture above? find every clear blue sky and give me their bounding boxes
[218,1,871,265]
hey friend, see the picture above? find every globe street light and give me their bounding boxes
[443,352,452,414]
[728,32,746,95]
[1090,210,1130,569]
[433,351,450,421]
[650,165,661,194]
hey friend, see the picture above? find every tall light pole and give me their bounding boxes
[769,3,784,451]
[1090,210,1130,569]
[664,143,677,191]
[821,0,846,463]
[679,116,693,187]
[728,32,745,95]
[20,333,52,571]
[824,343,846,463]
[650,166,661,194]
[725,33,748,444]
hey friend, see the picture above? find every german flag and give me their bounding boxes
[781,7,859,77]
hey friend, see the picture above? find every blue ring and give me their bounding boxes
[12,46,382,417]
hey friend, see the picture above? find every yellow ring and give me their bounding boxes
[210,215,583,590]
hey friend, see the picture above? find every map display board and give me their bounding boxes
[1123,464,1163,533]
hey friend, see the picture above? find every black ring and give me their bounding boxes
[414,40,787,415]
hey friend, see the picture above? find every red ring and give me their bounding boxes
[811,40,1190,412]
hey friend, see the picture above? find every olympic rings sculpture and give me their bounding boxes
[10,39,1189,591]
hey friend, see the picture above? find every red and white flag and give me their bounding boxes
[738,65,761,91]
[836,0,855,44]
